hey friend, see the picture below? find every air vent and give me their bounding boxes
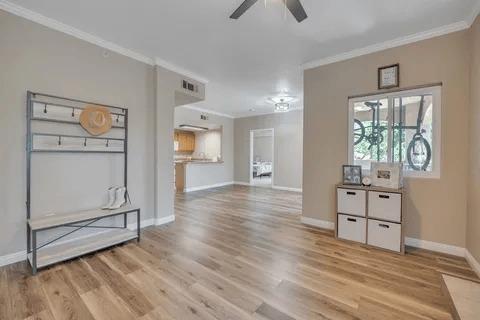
[182,80,198,93]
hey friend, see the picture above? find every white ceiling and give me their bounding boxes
[4,0,480,117]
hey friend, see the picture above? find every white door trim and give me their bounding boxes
[249,128,275,186]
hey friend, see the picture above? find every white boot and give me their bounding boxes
[109,187,126,209]
[102,187,117,210]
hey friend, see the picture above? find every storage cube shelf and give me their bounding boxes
[335,184,405,254]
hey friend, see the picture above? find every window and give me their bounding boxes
[348,86,441,178]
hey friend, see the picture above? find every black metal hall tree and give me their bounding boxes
[25,91,140,274]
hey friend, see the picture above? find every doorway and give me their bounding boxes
[250,128,274,187]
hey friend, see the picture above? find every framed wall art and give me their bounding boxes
[378,64,399,89]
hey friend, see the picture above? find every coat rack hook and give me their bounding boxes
[58,136,62,146]
[71,108,75,117]
[43,104,48,114]
[105,139,109,148]
[116,115,120,123]
[84,138,87,147]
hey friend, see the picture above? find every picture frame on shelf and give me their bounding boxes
[342,165,362,185]
[371,162,403,189]
[378,64,400,89]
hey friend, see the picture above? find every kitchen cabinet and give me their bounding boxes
[175,163,185,192]
[174,130,195,153]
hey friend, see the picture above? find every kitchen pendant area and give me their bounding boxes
[174,107,227,193]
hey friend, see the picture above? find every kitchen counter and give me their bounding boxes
[174,160,225,192]
[174,160,224,165]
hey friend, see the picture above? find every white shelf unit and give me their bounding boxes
[335,184,405,254]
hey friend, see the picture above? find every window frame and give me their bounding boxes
[348,85,441,179]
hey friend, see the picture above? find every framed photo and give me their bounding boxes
[342,165,362,185]
[378,64,399,89]
[371,162,403,189]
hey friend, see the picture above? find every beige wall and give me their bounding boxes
[468,15,480,262]
[234,110,303,189]
[0,10,206,258]
[154,68,206,217]
[304,30,471,247]
[193,130,222,159]
[154,66,177,220]
[0,10,156,256]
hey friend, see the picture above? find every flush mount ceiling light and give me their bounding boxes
[274,99,290,113]
[179,124,208,131]
[269,95,295,104]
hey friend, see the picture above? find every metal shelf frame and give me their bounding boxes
[26,91,135,274]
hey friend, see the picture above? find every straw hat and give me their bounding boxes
[79,105,112,136]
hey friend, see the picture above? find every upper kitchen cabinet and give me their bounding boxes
[175,130,196,153]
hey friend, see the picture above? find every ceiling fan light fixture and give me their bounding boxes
[230,0,307,23]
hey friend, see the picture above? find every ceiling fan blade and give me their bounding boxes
[285,0,308,23]
[230,0,259,19]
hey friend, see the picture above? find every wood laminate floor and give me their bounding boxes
[1,185,478,320]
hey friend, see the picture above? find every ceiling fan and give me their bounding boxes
[230,0,308,23]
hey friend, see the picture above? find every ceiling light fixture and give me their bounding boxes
[269,95,295,104]
[179,124,208,131]
[274,99,290,113]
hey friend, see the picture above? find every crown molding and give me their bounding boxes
[0,0,155,65]
[302,21,470,70]
[0,1,211,83]
[155,58,209,84]
[179,105,234,119]
[468,0,480,26]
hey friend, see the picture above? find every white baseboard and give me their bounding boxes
[128,215,175,228]
[0,216,171,268]
[155,214,175,226]
[185,181,234,192]
[301,217,335,230]
[0,228,109,267]
[466,249,480,277]
[234,182,303,193]
[405,237,466,257]
[299,217,472,258]
[233,181,251,186]
[127,218,155,230]
[272,185,303,193]
[0,250,26,267]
